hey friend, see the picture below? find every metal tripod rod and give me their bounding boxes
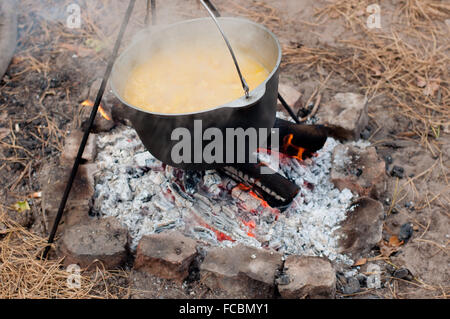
[42,0,137,259]
[145,0,156,25]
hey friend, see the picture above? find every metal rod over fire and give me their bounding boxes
[145,0,156,26]
[42,0,137,259]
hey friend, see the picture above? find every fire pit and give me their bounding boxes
[92,113,354,266]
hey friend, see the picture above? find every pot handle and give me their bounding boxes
[200,0,250,99]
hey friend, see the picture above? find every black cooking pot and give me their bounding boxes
[111,17,282,170]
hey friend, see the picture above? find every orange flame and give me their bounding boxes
[80,100,94,107]
[282,134,306,161]
[81,100,112,121]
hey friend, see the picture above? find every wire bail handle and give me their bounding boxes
[200,0,250,98]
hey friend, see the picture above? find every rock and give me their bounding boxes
[0,0,17,79]
[5,207,32,227]
[58,217,129,269]
[39,162,97,232]
[316,93,368,140]
[360,127,372,140]
[356,274,367,287]
[336,197,384,258]
[384,154,393,165]
[275,272,291,286]
[278,83,302,109]
[331,144,386,199]
[278,256,336,299]
[134,231,198,283]
[200,245,283,298]
[64,206,91,227]
[343,277,360,294]
[59,130,97,166]
[399,223,413,242]
[390,165,404,179]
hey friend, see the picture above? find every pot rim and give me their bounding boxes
[110,17,282,117]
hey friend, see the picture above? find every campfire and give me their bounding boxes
[93,113,355,265]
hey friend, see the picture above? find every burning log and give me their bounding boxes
[81,100,112,121]
[80,99,115,133]
[219,163,300,209]
[270,118,328,159]
[218,119,328,209]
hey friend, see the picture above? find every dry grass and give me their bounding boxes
[0,212,129,299]
[284,0,449,143]
[217,1,449,142]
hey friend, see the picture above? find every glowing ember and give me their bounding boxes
[237,183,270,208]
[81,99,112,121]
[202,223,234,242]
[242,219,256,238]
[234,183,275,214]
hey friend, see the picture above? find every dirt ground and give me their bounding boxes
[0,0,448,299]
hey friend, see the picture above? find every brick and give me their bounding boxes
[278,256,336,299]
[134,231,198,283]
[316,93,368,140]
[60,130,97,166]
[336,197,384,258]
[331,144,386,199]
[58,217,129,269]
[200,245,283,298]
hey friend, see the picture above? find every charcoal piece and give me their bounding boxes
[384,154,393,165]
[183,170,203,194]
[343,277,361,294]
[391,166,404,178]
[399,223,413,242]
[360,127,372,140]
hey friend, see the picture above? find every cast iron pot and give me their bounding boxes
[111,17,281,170]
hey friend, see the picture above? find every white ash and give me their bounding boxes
[93,125,357,265]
